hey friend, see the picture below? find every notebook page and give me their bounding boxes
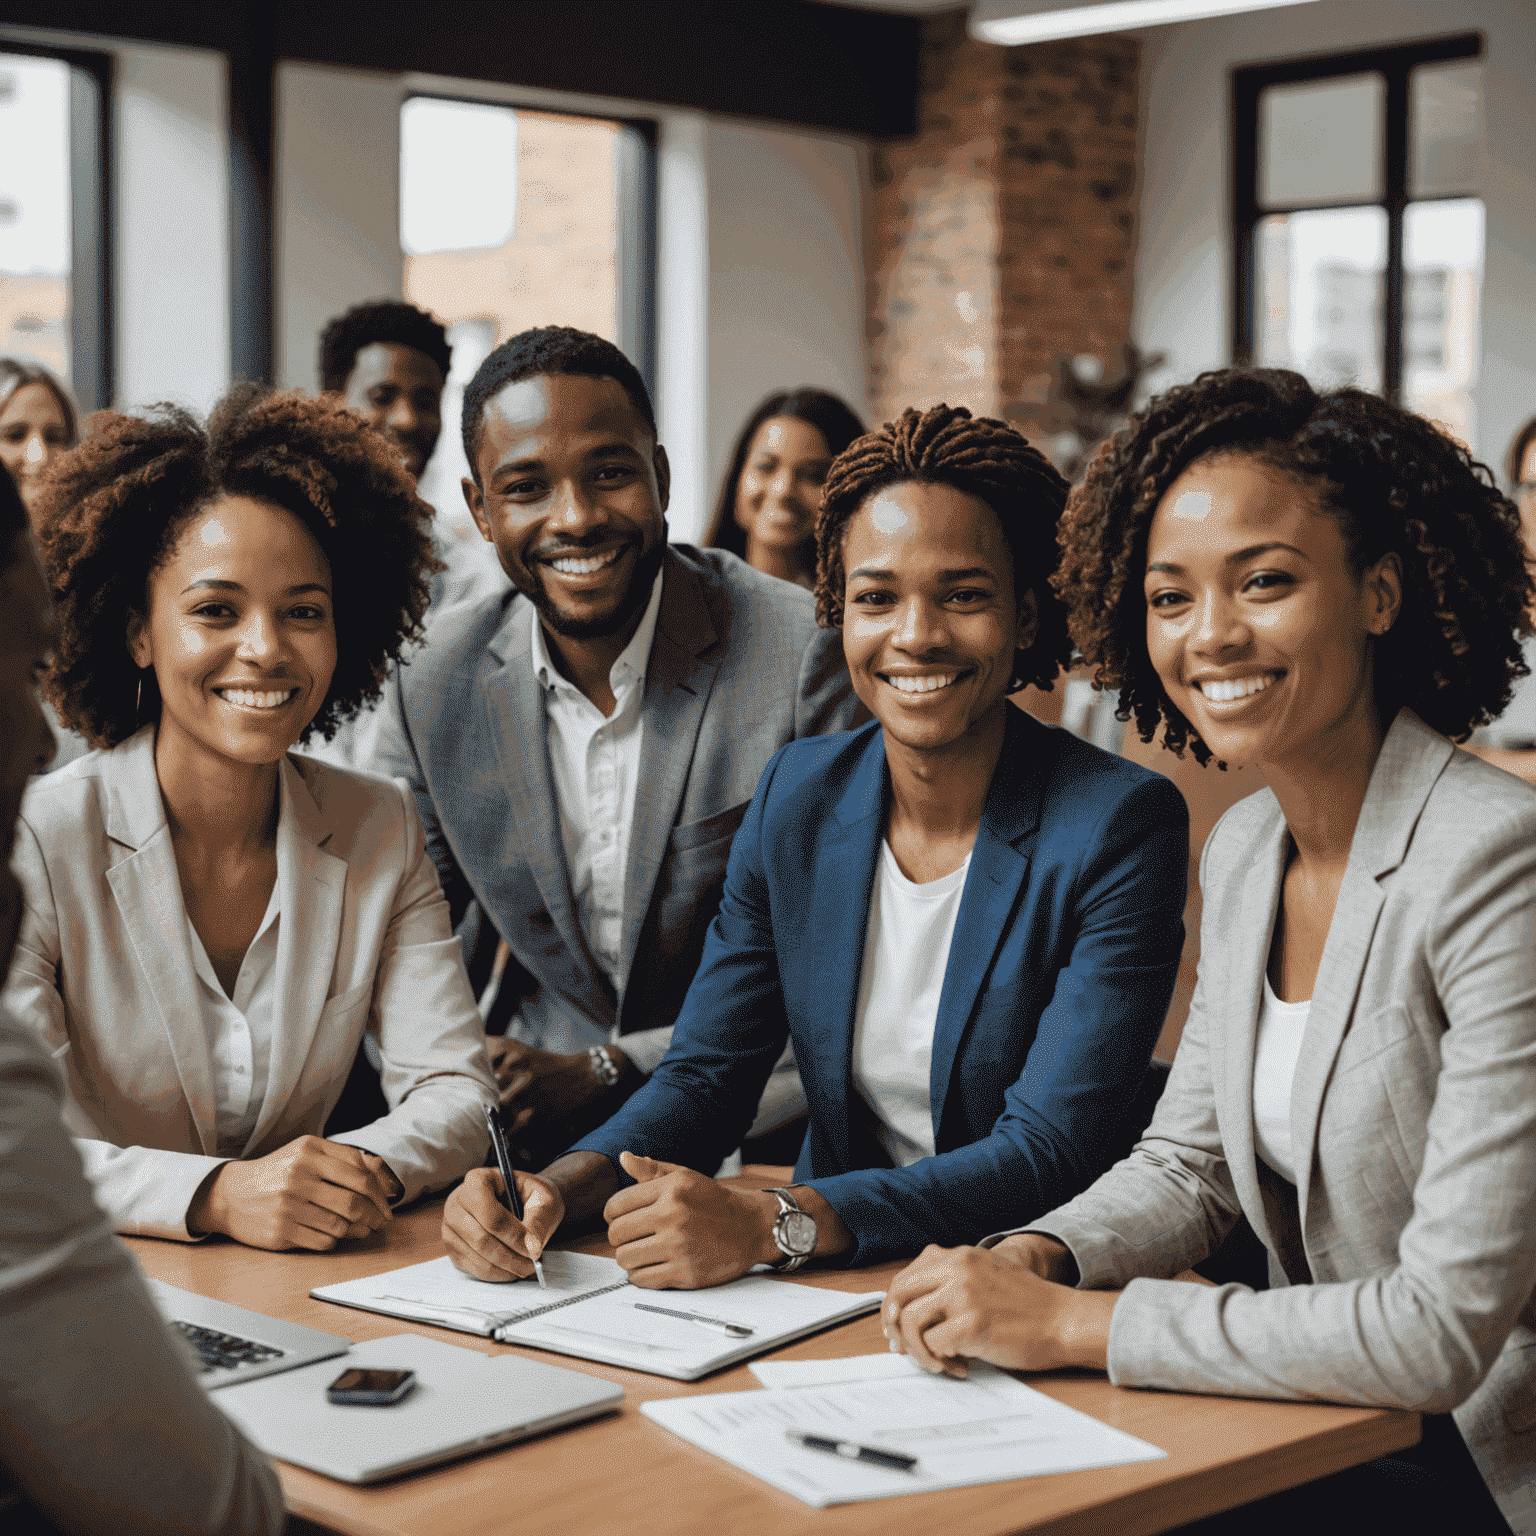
[500,1275,884,1378]
[312,1251,627,1335]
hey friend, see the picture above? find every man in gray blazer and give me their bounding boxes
[370,327,863,1158]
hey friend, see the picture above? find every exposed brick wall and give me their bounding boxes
[867,11,1141,439]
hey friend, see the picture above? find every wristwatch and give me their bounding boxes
[587,1044,623,1088]
[764,1187,817,1272]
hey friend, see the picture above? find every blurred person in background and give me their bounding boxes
[0,467,285,1536]
[705,388,865,589]
[0,360,90,775]
[0,358,77,530]
[1465,413,1536,787]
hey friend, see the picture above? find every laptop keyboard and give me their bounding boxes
[170,1319,287,1374]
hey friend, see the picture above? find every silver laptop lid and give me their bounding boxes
[216,1333,624,1484]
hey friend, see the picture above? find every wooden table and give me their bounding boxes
[125,1171,1419,1536]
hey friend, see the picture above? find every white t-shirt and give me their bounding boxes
[184,875,280,1159]
[1252,971,1311,1185]
[851,840,972,1168]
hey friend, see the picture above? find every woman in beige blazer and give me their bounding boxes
[4,383,495,1248]
[883,370,1536,1533]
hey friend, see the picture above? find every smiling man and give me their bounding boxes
[369,327,864,1159]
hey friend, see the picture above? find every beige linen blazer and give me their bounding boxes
[1005,709,1536,1527]
[2,727,496,1240]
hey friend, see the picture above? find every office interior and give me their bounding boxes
[2,0,1534,1021]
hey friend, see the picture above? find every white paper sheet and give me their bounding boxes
[312,1251,628,1335]
[642,1359,1166,1507]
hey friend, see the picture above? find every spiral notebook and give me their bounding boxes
[311,1251,884,1382]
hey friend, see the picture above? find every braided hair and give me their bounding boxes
[38,381,440,749]
[816,403,1074,692]
[1055,367,1533,764]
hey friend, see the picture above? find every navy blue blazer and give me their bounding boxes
[576,704,1190,1265]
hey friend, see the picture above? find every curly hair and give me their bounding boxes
[319,300,451,394]
[461,326,655,480]
[1055,367,1533,764]
[36,381,440,749]
[815,403,1074,692]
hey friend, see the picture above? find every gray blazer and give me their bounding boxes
[368,543,864,1072]
[1005,709,1536,1524]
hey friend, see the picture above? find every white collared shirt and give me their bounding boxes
[531,569,665,994]
[184,876,280,1158]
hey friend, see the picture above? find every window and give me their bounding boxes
[0,43,111,409]
[399,94,655,524]
[1234,33,1484,446]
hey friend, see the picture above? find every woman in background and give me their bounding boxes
[0,360,89,773]
[704,387,865,587]
[0,359,77,529]
[4,382,494,1250]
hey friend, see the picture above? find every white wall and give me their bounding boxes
[1135,0,1536,466]
[0,28,231,416]
[271,65,871,542]
[115,44,230,415]
[275,62,403,393]
[705,120,871,538]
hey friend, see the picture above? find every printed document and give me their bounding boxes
[642,1355,1166,1506]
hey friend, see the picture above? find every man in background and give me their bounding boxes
[370,326,865,1164]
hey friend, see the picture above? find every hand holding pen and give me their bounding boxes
[444,1104,561,1287]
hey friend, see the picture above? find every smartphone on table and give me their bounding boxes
[326,1367,416,1405]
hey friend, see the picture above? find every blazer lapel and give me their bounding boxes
[481,599,597,975]
[808,729,886,1168]
[100,728,220,1154]
[1290,708,1452,1223]
[617,555,723,991]
[1212,801,1288,1252]
[928,707,1042,1135]
[251,757,347,1148]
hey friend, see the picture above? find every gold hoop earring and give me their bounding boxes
[136,673,143,718]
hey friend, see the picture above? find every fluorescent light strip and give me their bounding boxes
[972,0,1320,47]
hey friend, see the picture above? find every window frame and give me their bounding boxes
[1231,30,1483,404]
[399,89,658,398]
[0,36,113,410]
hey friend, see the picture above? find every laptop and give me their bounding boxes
[213,1331,625,1484]
[145,1278,351,1389]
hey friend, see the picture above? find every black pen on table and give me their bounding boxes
[783,1432,918,1473]
[483,1103,546,1289]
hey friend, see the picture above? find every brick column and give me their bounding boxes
[867,12,1141,437]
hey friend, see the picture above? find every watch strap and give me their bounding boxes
[587,1044,622,1088]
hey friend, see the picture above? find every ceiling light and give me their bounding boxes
[970,0,1321,47]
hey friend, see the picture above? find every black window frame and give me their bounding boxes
[399,89,658,400]
[0,36,113,411]
[1232,30,1483,404]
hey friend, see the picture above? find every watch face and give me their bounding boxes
[782,1210,817,1256]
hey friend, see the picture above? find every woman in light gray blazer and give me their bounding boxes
[4,383,495,1249]
[883,370,1536,1533]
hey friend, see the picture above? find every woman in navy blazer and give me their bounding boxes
[443,404,1189,1284]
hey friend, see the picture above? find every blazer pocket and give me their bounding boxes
[669,799,750,854]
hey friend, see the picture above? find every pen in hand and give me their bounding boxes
[483,1103,546,1289]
